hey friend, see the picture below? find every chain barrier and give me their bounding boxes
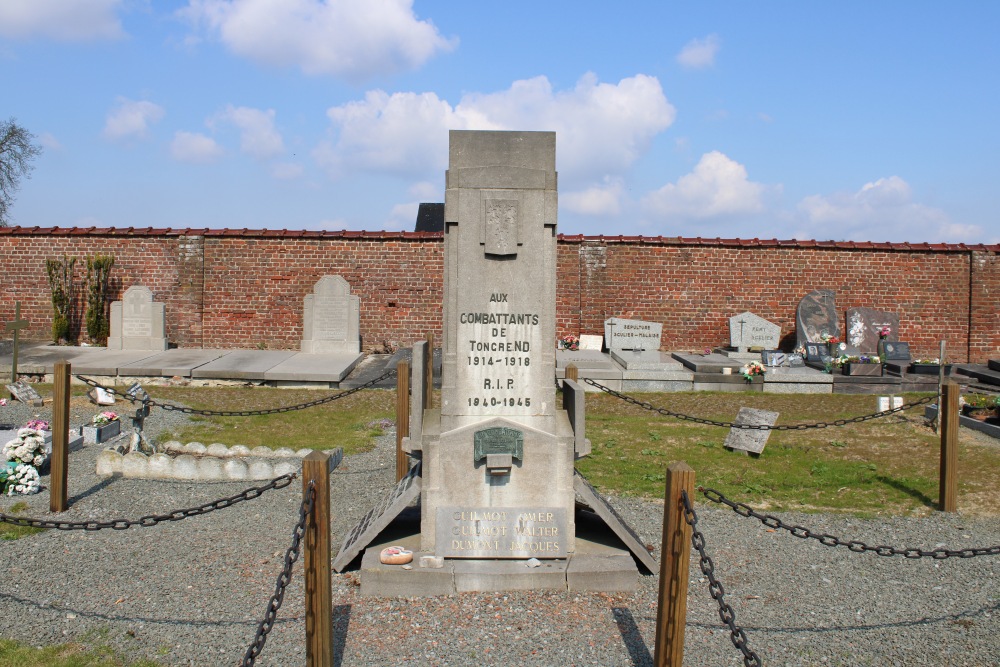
[242,481,315,666]
[583,378,935,430]
[681,489,763,667]
[701,487,1000,558]
[74,368,396,417]
[0,474,296,531]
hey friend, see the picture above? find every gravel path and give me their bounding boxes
[1,398,998,666]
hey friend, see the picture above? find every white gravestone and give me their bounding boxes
[604,318,662,352]
[724,407,779,456]
[729,312,781,353]
[300,276,360,354]
[107,286,168,351]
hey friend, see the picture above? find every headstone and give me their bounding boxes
[881,341,912,361]
[6,379,43,406]
[301,276,361,354]
[845,307,899,353]
[729,312,780,353]
[604,317,662,352]
[4,301,30,388]
[796,290,839,350]
[578,334,603,351]
[723,407,779,456]
[107,286,168,351]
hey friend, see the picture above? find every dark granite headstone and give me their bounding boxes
[796,290,839,350]
[845,307,899,354]
[881,341,912,361]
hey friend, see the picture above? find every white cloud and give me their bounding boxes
[170,131,224,163]
[795,176,984,243]
[676,34,720,69]
[408,181,440,201]
[386,201,419,230]
[317,73,675,185]
[271,162,304,180]
[38,132,62,150]
[213,105,284,159]
[562,178,625,217]
[643,151,766,220]
[102,98,165,141]
[181,0,456,81]
[0,0,125,41]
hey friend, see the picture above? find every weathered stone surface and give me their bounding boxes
[724,407,780,455]
[729,312,781,352]
[301,276,361,354]
[107,286,168,351]
[604,318,662,352]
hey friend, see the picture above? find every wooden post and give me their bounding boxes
[565,363,579,384]
[654,462,695,667]
[931,340,947,433]
[424,333,434,410]
[396,359,410,482]
[939,381,959,512]
[303,451,333,667]
[50,360,70,513]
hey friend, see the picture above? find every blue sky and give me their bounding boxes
[3,1,998,243]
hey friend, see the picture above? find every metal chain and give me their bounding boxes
[701,487,1000,558]
[583,377,935,430]
[242,481,315,666]
[0,474,296,530]
[75,369,396,417]
[681,489,763,667]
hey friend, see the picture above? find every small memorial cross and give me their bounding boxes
[126,382,153,454]
[4,301,30,391]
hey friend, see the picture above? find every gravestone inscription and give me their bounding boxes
[6,379,43,406]
[301,275,361,354]
[881,341,912,361]
[724,407,779,456]
[107,286,168,351]
[729,312,780,353]
[604,318,662,352]
[846,307,899,353]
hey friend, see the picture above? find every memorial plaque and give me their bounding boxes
[724,407,779,456]
[787,353,805,367]
[301,275,361,354]
[6,380,43,406]
[573,471,656,573]
[107,286,168,351]
[604,318,662,352]
[473,427,523,463]
[846,307,899,353]
[437,506,567,558]
[881,341,911,361]
[578,334,603,351]
[796,290,839,350]
[729,312,781,353]
[804,343,828,361]
[761,350,787,366]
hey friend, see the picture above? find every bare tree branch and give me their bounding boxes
[0,117,44,226]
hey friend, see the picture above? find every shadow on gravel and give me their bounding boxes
[333,604,351,667]
[67,474,118,505]
[612,606,652,666]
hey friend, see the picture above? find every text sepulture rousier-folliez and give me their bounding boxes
[336,131,651,592]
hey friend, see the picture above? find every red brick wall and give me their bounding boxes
[1,229,996,362]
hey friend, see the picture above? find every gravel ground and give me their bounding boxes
[1,397,998,666]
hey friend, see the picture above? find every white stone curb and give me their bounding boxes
[95,440,340,481]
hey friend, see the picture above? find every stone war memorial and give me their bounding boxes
[333,130,655,595]
[106,285,169,351]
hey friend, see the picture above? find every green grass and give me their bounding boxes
[0,501,46,541]
[0,639,162,667]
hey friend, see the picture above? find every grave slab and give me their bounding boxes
[63,349,162,376]
[610,350,683,371]
[117,349,230,377]
[724,407,779,455]
[189,350,296,380]
[671,352,744,373]
[262,352,363,383]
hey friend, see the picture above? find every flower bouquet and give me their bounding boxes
[877,326,891,339]
[2,428,48,467]
[1,462,40,496]
[83,411,122,444]
[92,411,119,426]
[558,335,580,351]
[741,361,765,382]
[25,419,49,431]
[836,354,882,376]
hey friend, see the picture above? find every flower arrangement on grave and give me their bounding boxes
[878,326,891,339]
[913,358,940,365]
[961,393,1000,409]
[92,411,119,426]
[24,419,49,431]
[820,333,840,345]
[834,354,881,367]
[2,428,48,468]
[741,361,765,382]
[1,462,40,496]
[0,398,7,407]
[558,335,580,351]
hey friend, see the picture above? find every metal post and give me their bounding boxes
[396,359,410,482]
[50,360,70,513]
[303,451,332,667]
[939,382,959,512]
[654,461,695,667]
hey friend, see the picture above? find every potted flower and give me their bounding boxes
[741,361,765,383]
[837,354,883,376]
[1,462,41,496]
[24,419,49,432]
[3,427,48,468]
[820,333,841,356]
[910,358,951,375]
[961,394,1000,421]
[558,335,580,351]
[876,326,892,359]
[83,410,121,444]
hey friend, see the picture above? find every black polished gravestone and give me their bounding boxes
[846,307,899,354]
[796,290,839,350]
[881,341,912,361]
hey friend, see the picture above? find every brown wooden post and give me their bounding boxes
[424,332,434,410]
[565,363,579,384]
[939,381,959,512]
[302,451,332,667]
[396,359,411,481]
[49,360,70,513]
[654,461,695,667]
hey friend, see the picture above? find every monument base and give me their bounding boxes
[715,348,762,360]
[356,506,641,597]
